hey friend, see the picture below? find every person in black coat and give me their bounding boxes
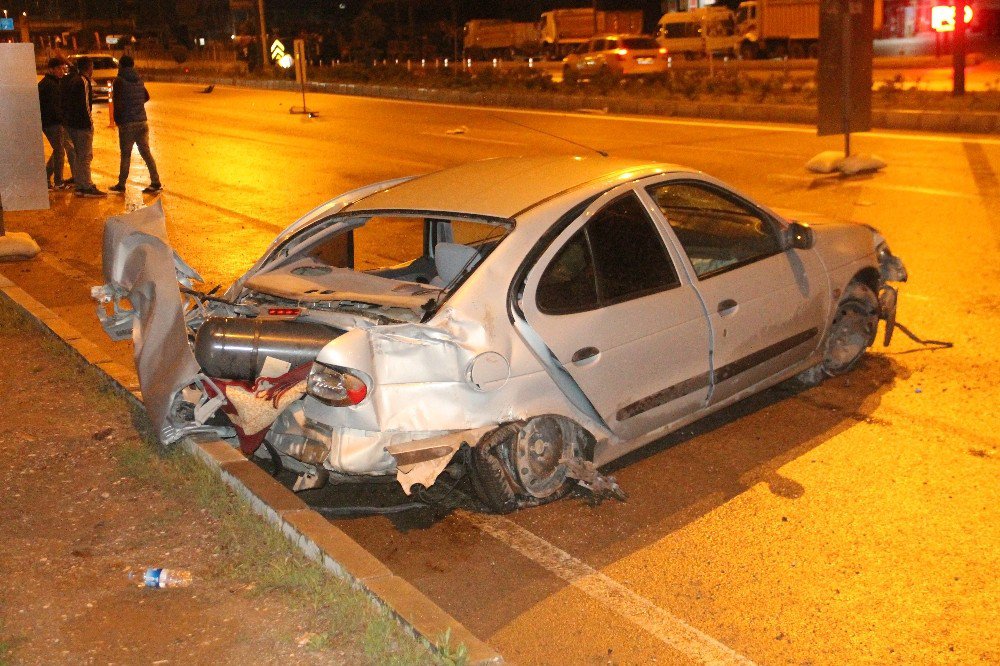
[62,57,107,197]
[37,58,72,189]
[109,55,162,194]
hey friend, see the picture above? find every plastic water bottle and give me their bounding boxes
[142,568,193,588]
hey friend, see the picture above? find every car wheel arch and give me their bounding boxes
[851,266,881,296]
[468,415,597,513]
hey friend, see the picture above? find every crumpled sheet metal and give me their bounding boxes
[387,427,492,495]
[308,302,596,437]
[100,200,204,444]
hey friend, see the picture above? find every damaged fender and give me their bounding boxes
[92,201,208,444]
[386,426,493,494]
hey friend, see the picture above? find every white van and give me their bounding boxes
[656,7,739,58]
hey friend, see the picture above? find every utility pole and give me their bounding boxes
[953,0,967,95]
[257,0,267,68]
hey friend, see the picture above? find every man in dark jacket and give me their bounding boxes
[63,57,107,197]
[37,58,72,189]
[109,55,162,194]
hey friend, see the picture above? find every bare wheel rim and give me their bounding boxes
[825,300,878,374]
[513,416,579,499]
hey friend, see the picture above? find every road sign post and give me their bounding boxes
[817,0,873,150]
[953,0,968,95]
[811,0,884,174]
[289,39,316,117]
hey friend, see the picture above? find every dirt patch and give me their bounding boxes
[0,300,435,665]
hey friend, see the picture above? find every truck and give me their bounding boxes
[539,8,644,58]
[736,0,883,59]
[656,7,740,59]
[463,19,541,59]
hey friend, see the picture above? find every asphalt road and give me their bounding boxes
[9,83,999,665]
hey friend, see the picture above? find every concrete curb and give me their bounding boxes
[0,273,502,665]
[148,72,1000,134]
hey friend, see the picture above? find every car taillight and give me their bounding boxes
[267,307,301,317]
[307,363,369,406]
[659,47,668,56]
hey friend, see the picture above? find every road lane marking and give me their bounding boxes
[420,130,527,147]
[156,82,1000,147]
[767,173,983,201]
[37,251,96,284]
[333,92,1000,147]
[461,512,757,666]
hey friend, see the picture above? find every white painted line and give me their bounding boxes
[767,173,981,201]
[36,251,94,283]
[361,94,1000,147]
[159,82,1000,147]
[420,130,527,147]
[462,512,757,666]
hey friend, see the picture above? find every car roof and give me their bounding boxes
[343,155,687,220]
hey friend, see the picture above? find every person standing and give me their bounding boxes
[58,60,78,187]
[37,58,72,190]
[109,55,162,194]
[62,56,107,198]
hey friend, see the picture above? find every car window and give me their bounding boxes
[536,230,598,313]
[305,216,506,275]
[90,57,117,70]
[622,37,658,50]
[646,182,780,278]
[537,193,679,314]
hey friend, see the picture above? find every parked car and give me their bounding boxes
[94,156,906,512]
[66,53,118,102]
[563,34,668,79]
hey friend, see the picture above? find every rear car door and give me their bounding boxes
[641,178,828,405]
[520,187,711,442]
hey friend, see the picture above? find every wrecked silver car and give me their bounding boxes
[93,156,907,512]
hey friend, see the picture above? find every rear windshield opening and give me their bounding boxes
[305,215,510,286]
[621,38,659,50]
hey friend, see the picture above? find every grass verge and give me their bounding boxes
[0,294,457,665]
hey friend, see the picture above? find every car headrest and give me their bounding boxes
[434,242,480,286]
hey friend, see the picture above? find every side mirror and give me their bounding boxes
[786,221,814,250]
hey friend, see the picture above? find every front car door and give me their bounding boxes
[520,187,712,449]
[641,178,829,406]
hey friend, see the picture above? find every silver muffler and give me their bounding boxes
[194,318,343,381]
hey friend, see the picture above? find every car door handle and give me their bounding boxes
[571,346,600,364]
[717,299,739,315]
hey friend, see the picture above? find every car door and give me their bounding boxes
[642,178,829,406]
[581,39,602,73]
[520,187,712,442]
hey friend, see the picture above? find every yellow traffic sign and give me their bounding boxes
[270,39,285,61]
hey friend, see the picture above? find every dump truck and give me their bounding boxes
[463,19,541,59]
[539,8,644,58]
[736,0,883,59]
